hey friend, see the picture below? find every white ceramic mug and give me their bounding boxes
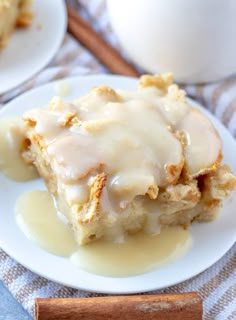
[107,0,236,84]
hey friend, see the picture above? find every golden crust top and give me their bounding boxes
[139,73,173,90]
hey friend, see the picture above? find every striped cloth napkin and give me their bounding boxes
[0,0,236,319]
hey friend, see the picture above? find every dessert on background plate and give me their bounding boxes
[20,73,236,245]
[0,0,67,95]
[0,0,32,48]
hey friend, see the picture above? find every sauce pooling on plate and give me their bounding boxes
[71,227,192,277]
[15,190,192,277]
[15,190,78,256]
[0,119,38,181]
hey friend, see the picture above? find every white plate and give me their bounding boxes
[0,75,236,294]
[0,0,67,95]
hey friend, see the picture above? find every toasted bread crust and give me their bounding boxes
[77,173,107,224]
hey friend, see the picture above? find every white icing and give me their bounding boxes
[23,83,221,214]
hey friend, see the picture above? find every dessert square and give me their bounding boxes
[22,74,236,245]
[0,0,32,48]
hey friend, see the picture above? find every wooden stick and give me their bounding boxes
[35,293,202,320]
[67,4,140,77]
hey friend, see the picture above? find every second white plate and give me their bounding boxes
[0,75,235,294]
[0,0,67,95]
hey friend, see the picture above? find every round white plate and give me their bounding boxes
[0,0,67,95]
[0,75,236,294]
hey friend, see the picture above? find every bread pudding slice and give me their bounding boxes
[21,74,236,245]
[0,0,32,48]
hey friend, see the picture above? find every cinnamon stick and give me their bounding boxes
[35,292,202,320]
[67,4,140,77]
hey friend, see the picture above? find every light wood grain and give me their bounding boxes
[35,292,202,320]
